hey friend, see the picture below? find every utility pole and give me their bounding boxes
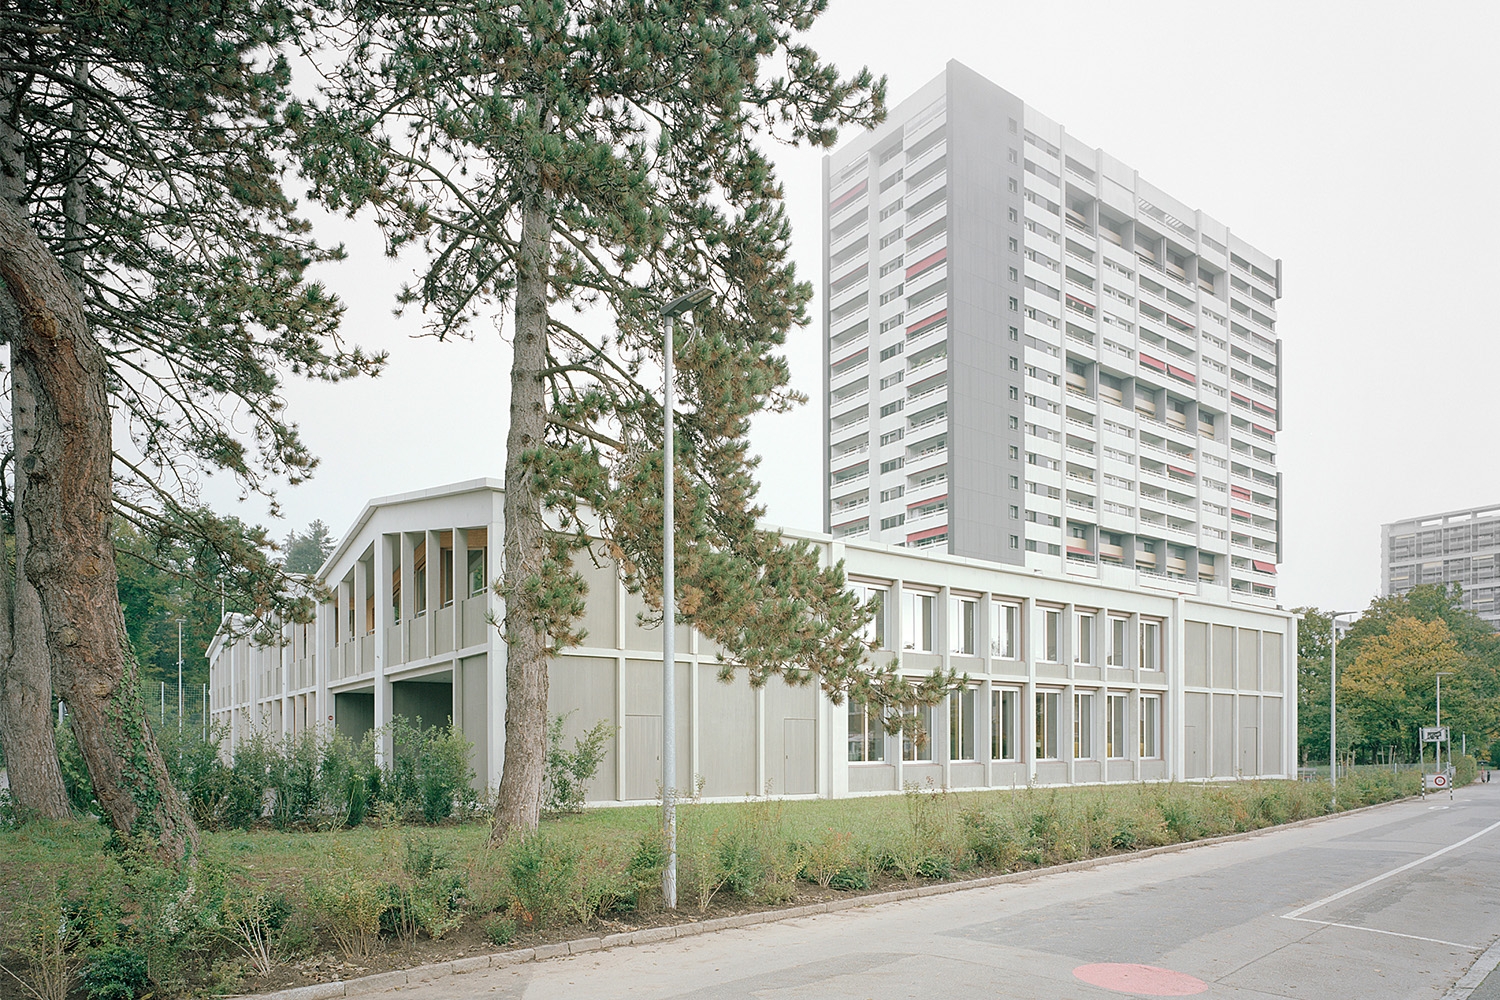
[176,617,185,732]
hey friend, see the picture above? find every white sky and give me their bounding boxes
[224,0,1500,615]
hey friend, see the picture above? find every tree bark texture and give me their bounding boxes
[0,68,72,821]
[490,193,552,841]
[0,196,198,861]
[0,365,73,820]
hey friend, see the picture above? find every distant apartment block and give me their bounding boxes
[1382,505,1500,629]
[822,62,1284,608]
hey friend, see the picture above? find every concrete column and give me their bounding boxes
[424,530,440,657]
[1170,596,1186,781]
[374,536,391,757]
[452,526,467,650]
[399,532,415,662]
[1022,596,1036,782]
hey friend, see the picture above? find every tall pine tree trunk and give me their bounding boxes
[490,191,552,840]
[0,68,71,821]
[0,196,198,863]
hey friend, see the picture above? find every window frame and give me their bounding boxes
[900,703,935,762]
[1108,616,1130,667]
[847,698,885,763]
[1140,619,1162,671]
[991,687,1019,761]
[1075,611,1096,665]
[1035,689,1061,760]
[903,590,936,652]
[850,582,890,650]
[1074,691,1095,759]
[1106,692,1129,759]
[948,595,977,655]
[1140,693,1162,759]
[1041,607,1062,663]
[949,687,976,761]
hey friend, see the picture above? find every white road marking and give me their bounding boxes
[1283,817,1500,920]
[1283,916,1478,950]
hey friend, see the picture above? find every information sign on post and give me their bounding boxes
[1425,772,1450,790]
[1421,726,1450,743]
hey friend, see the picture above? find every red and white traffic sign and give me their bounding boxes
[1426,772,1450,789]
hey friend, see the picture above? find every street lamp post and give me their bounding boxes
[1436,671,1455,774]
[659,286,711,911]
[176,617,186,732]
[1328,610,1359,804]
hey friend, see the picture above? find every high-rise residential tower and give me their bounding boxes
[823,62,1284,607]
[1382,505,1500,629]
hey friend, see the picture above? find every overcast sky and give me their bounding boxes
[230,0,1500,615]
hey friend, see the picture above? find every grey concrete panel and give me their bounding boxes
[1237,629,1260,691]
[1185,621,1209,687]
[695,664,755,798]
[1264,697,1283,773]
[1213,694,1235,777]
[623,713,661,801]
[574,554,618,649]
[943,63,1025,565]
[460,655,488,789]
[547,655,618,801]
[1239,696,1260,775]
[1184,692,1209,779]
[1212,624,1235,688]
[849,764,897,793]
[1264,634,1284,692]
[1035,761,1068,784]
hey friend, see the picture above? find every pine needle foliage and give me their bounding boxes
[300,0,953,830]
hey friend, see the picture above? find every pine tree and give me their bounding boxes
[304,0,952,835]
[0,0,381,859]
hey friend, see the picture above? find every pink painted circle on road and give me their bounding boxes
[1073,963,1208,996]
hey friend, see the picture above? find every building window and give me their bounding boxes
[1009,534,1020,549]
[848,699,885,763]
[1075,612,1095,665]
[949,687,976,760]
[1041,607,1061,662]
[1008,386,1019,400]
[1009,505,1019,519]
[1009,296,1019,311]
[1140,694,1161,758]
[1007,177,1018,193]
[1036,690,1061,759]
[1008,148,1018,163]
[901,703,934,761]
[1008,445,1019,459]
[1009,356,1019,371]
[992,688,1019,760]
[1074,691,1095,759]
[1107,692,1128,758]
[991,601,1019,658]
[948,595,976,655]
[879,341,903,361]
[1009,475,1020,488]
[1009,325,1019,340]
[851,582,888,649]
[1108,616,1129,667]
[1008,237,1019,252]
[1008,208,1018,222]
[468,548,487,597]
[880,399,904,417]
[903,590,935,652]
[1140,620,1162,671]
[1008,266,1019,281]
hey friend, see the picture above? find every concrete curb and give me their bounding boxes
[243,793,1418,1000]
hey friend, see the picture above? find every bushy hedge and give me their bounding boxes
[54,716,477,831]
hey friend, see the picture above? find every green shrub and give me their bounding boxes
[961,808,1022,870]
[482,916,515,946]
[386,717,477,823]
[625,829,667,912]
[504,833,577,929]
[305,846,386,959]
[218,886,290,977]
[802,829,856,889]
[1456,754,1478,787]
[79,944,150,1000]
[544,714,614,815]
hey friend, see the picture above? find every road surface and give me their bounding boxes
[400,783,1500,999]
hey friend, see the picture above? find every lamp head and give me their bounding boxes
[661,286,713,318]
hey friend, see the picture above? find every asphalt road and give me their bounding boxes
[400,783,1500,999]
